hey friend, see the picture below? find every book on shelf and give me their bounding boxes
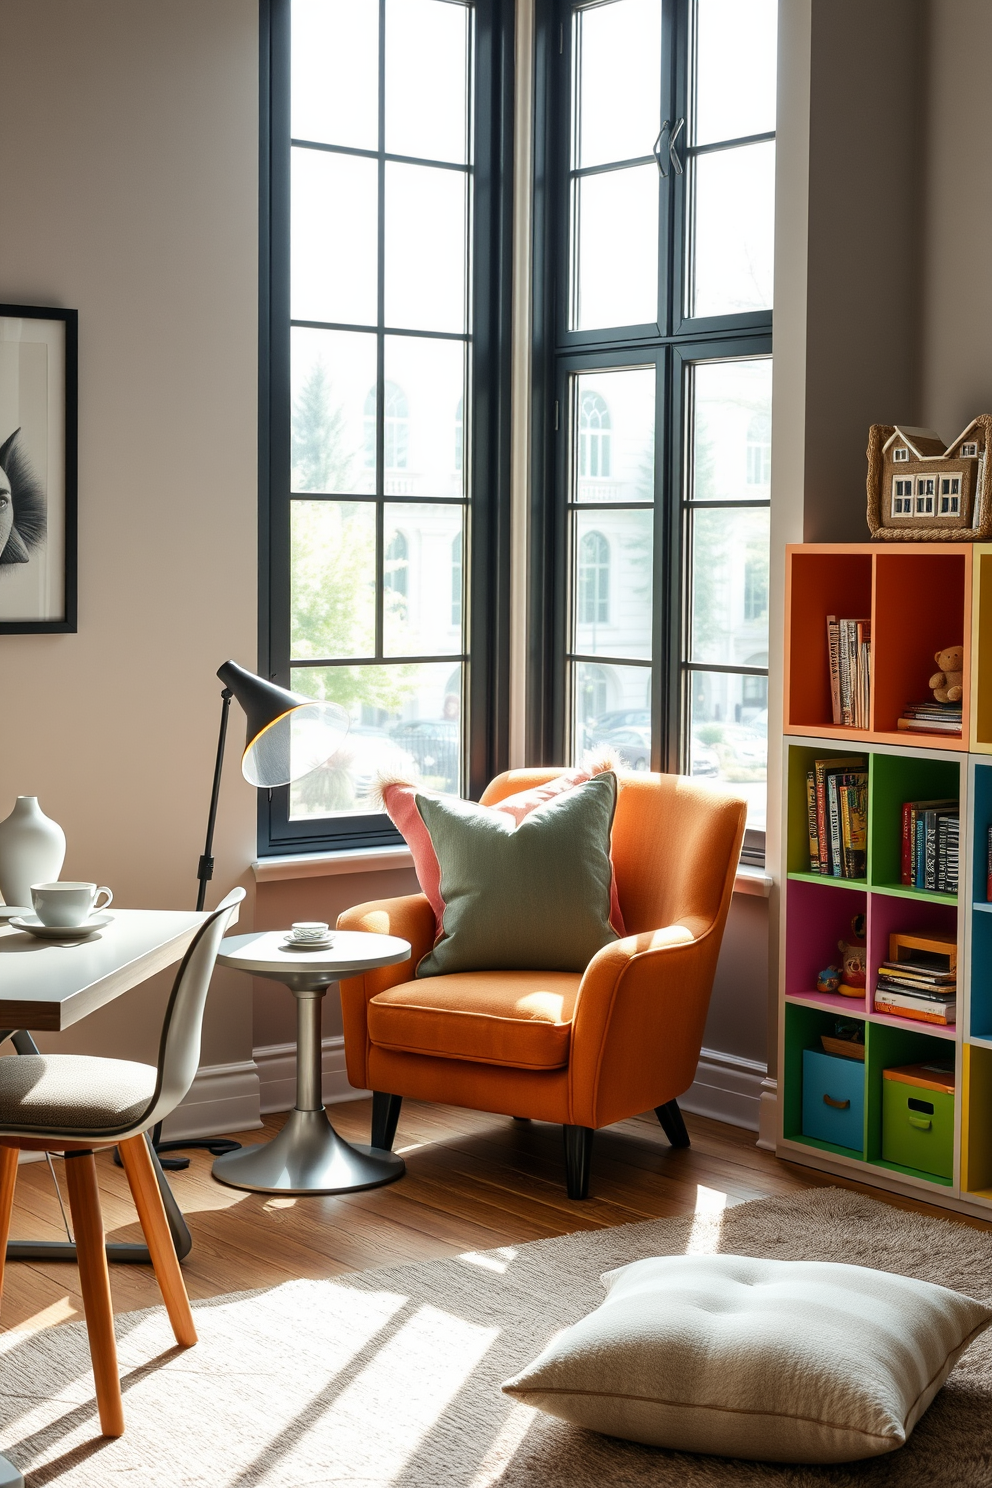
[873,986,956,1025]
[900,799,958,892]
[897,701,962,734]
[826,616,870,728]
[806,757,866,876]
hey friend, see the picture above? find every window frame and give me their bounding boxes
[532,0,774,861]
[258,0,514,856]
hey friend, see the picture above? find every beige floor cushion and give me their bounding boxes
[501,1253,992,1464]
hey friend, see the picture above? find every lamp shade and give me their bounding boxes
[216,660,350,788]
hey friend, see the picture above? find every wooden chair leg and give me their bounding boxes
[117,1134,197,1349]
[371,1093,402,1151]
[64,1150,124,1438]
[0,1147,18,1308]
[563,1125,594,1200]
[656,1098,690,1148]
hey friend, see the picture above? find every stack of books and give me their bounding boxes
[900,800,959,892]
[805,757,867,877]
[897,701,962,735]
[874,961,956,1025]
[827,617,871,727]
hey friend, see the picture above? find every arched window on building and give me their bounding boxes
[578,530,610,625]
[746,412,771,487]
[576,662,612,726]
[385,529,408,600]
[450,531,462,626]
[578,391,611,478]
[364,381,410,470]
[743,550,768,621]
[454,396,463,474]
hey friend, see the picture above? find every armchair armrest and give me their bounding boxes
[336,894,435,1088]
[567,919,722,1129]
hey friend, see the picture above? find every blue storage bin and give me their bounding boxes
[802,1049,864,1152]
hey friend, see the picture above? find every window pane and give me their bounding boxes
[572,165,659,330]
[386,0,469,164]
[690,358,772,502]
[572,662,651,766]
[289,661,462,816]
[689,670,766,830]
[574,0,662,170]
[291,328,377,493]
[574,367,655,503]
[690,141,775,317]
[574,509,653,659]
[383,503,464,658]
[291,501,376,661]
[689,506,769,663]
[694,0,777,146]
[291,149,378,326]
[383,336,466,497]
[385,163,468,333]
[291,0,379,151]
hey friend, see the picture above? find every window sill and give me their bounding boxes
[254,846,772,898]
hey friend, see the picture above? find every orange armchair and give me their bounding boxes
[336,769,746,1198]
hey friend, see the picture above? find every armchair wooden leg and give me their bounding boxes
[118,1134,197,1348]
[563,1125,594,1200]
[0,1147,18,1308]
[371,1093,402,1152]
[656,1098,690,1148]
[64,1150,125,1438]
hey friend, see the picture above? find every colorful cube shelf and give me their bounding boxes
[779,543,992,1218]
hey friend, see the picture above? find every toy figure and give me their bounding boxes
[816,966,842,994]
[837,913,867,998]
[930,646,964,704]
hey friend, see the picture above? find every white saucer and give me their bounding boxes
[280,933,336,951]
[0,906,31,922]
[9,913,114,941]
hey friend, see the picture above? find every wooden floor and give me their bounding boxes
[2,1098,989,1335]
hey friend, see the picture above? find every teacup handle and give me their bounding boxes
[93,887,113,913]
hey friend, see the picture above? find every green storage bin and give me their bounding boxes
[881,1067,954,1179]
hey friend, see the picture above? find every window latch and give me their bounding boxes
[669,118,685,176]
[653,121,671,178]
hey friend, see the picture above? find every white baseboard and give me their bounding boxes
[756,1076,779,1150]
[680,1047,768,1133]
[160,1060,263,1142]
[254,1034,370,1115]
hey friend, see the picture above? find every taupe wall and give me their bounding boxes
[0,0,260,1068]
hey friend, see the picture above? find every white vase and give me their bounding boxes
[0,797,67,908]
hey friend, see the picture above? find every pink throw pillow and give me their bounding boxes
[377,765,626,941]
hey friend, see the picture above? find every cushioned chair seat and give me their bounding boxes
[368,971,581,1069]
[0,1055,157,1133]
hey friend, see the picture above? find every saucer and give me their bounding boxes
[0,906,31,922]
[9,913,114,941]
[280,933,336,952]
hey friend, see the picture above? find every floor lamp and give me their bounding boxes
[152,660,351,1169]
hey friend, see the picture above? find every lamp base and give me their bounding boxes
[211,1108,405,1195]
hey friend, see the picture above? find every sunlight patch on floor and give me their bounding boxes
[457,1247,518,1274]
[264,1197,298,1210]
[685,1183,728,1254]
[5,1295,78,1332]
[467,1401,536,1487]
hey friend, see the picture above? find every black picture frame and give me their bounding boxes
[0,303,77,635]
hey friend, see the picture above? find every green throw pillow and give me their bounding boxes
[415,771,619,977]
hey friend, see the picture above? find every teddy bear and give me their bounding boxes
[930,646,964,704]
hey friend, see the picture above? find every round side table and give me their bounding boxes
[211,929,410,1195]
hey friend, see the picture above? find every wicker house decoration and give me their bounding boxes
[867,416,992,540]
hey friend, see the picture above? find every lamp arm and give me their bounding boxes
[196,687,234,912]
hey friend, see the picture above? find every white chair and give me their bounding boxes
[0,886,244,1437]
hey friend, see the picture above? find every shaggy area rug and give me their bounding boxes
[2,1188,992,1487]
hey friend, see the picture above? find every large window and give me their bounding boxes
[541,0,775,857]
[262,0,512,851]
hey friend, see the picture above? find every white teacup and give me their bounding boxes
[290,921,329,942]
[31,881,113,929]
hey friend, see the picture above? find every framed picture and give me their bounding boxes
[0,305,77,633]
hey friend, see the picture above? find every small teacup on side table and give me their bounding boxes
[211,929,410,1195]
[31,882,113,928]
